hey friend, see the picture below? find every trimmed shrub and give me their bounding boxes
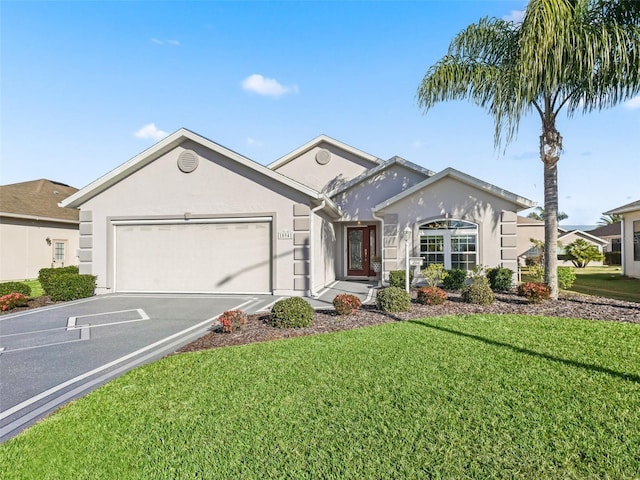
[218,309,247,333]
[0,293,29,311]
[0,281,32,297]
[333,293,362,315]
[486,267,514,292]
[557,266,576,290]
[46,274,96,302]
[517,282,551,303]
[376,287,411,313]
[421,264,447,287]
[461,278,495,305]
[416,286,447,306]
[389,270,414,289]
[442,269,466,290]
[38,266,79,295]
[270,297,314,328]
[527,264,545,283]
[604,251,621,266]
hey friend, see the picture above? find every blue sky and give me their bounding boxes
[2,1,638,225]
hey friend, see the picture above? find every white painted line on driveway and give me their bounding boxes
[66,309,149,330]
[0,298,255,422]
[0,296,105,322]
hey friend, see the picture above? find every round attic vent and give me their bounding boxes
[315,149,331,165]
[177,150,199,173]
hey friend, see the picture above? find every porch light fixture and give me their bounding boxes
[404,226,411,293]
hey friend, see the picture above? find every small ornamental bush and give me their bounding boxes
[376,287,411,313]
[416,286,447,306]
[46,273,96,302]
[0,292,29,311]
[421,264,448,287]
[527,264,545,283]
[517,282,551,303]
[389,270,414,289]
[270,297,314,328]
[333,293,362,315]
[487,267,514,292]
[218,309,247,333]
[442,269,467,290]
[0,281,32,297]
[38,266,79,295]
[461,278,495,305]
[557,266,577,290]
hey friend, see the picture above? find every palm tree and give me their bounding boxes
[597,213,622,226]
[526,207,568,223]
[417,0,639,299]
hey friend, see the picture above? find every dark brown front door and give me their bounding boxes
[347,226,377,276]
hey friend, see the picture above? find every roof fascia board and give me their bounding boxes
[373,167,535,212]
[604,201,640,215]
[0,212,79,225]
[558,230,608,245]
[267,134,382,171]
[327,156,434,197]
[61,129,331,209]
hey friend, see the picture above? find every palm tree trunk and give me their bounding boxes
[540,116,562,300]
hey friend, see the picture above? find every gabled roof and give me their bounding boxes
[604,199,640,215]
[373,167,535,212]
[268,134,383,171]
[0,179,79,224]
[61,129,342,218]
[589,222,621,237]
[517,215,543,225]
[327,156,435,197]
[558,230,608,246]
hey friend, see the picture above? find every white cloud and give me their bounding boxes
[624,96,640,110]
[242,74,298,97]
[134,123,169,141]
[412,140,425,149]
[151,38,180,46]
[502,9,525,23]
[246,137,263,147]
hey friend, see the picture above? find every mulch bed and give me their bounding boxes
[177,291,640,354]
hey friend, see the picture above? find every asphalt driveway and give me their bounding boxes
[0,293,276,442]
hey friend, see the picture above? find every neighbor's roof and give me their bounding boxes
[517,215,544,225]
[327,156,435,197]
[60,128,342,218]
[589,222,621,237]
[0,179,79,224]
[558,230,608,246]
[604,199,640,215]
[373,167,535,212]
[268,134,383,171]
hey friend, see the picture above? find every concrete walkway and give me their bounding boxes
[306,280,378,310]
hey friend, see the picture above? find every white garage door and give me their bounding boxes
[115,220,271,293]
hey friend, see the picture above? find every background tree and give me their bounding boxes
[526,207,568,222]
[417,0,639,299]
[597,214,622,226]
[565,239,605,268]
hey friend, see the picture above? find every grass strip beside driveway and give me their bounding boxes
[1,314,639,479]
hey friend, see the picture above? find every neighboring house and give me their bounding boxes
[604,200,640,279]
[0,179,80,281]
[61,129,535,296]
[517,215,607,266]
[589,222,622,253]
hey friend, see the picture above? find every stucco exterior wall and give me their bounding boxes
[0,218,79,281]
[332,164,428,222]
[78,140,318,295]
[376,177,520,277]
[273,141,376,192]
[622,210,640,279]
[311,212,337,292]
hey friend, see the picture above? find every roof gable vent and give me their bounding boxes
[315,149,331,165]
[178,150,199,173]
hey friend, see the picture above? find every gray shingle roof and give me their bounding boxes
[0,179,79,222]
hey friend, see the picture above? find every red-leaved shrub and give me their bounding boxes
[218,309,247,333]
[416,286,447,305]
[517,282,551,303]
[333,293,362,315]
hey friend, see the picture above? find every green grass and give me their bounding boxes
[22,279,44,298]
[522,265,640,303]
[2,315,639,479]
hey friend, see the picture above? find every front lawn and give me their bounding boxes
[570,266,640,303]
[22,279,44,298]
[1,314,639,479]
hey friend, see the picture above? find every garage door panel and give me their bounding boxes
[115,222,271,293]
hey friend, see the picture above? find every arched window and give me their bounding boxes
[419,219,478,271]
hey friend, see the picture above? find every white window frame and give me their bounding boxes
[53,240,67,263]
[419,219,478,271]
